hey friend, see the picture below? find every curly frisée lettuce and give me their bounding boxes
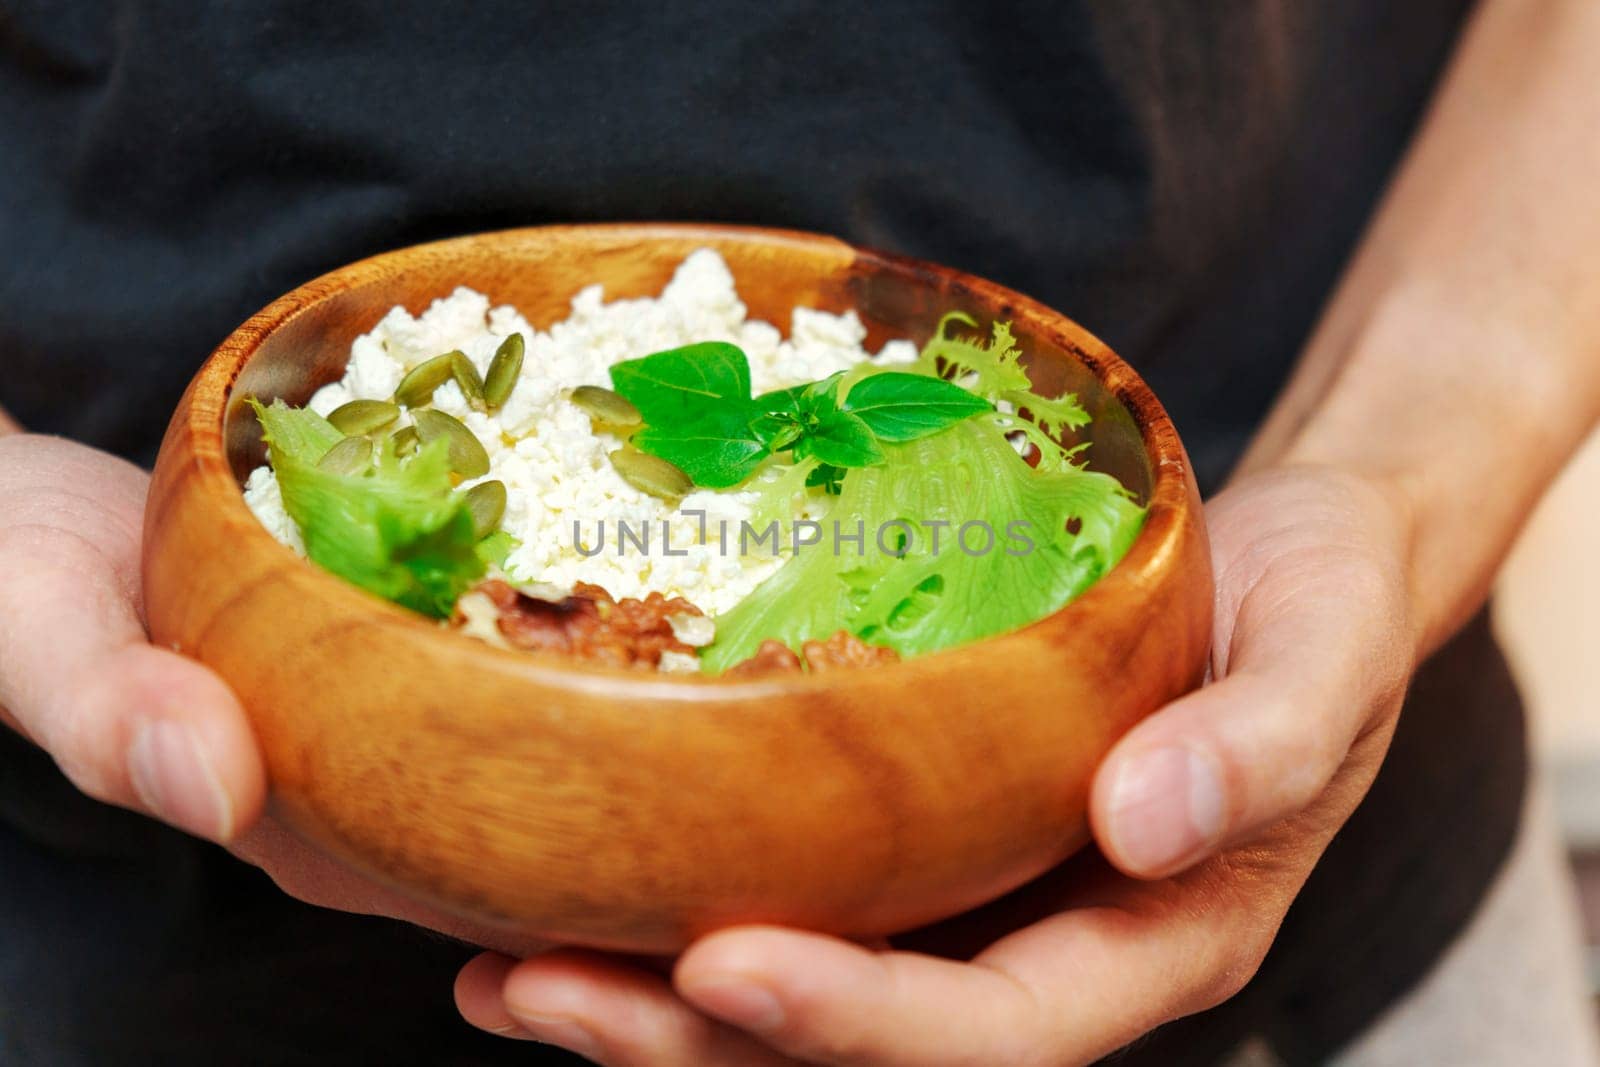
[250,399,497,618]
[699,317,1146,672]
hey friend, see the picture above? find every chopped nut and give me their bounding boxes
[451,579,707,670]
[450,589,512,651]
[802,630,901,673]
[727,630,900,677]
[727,639,803,677]
[658,650,702,674]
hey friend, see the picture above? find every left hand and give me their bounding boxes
[452,465,1419,1065]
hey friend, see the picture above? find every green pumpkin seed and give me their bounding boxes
[450,351,486,410]
[390,424,420,457]
[571,385,642,428]
[609,447,692,501]
[463,479,507,539]
[317,435,374,476]
[483,333,525,410]
[393,352,458,408]
[326,399,400,436]
[413,409,491,478]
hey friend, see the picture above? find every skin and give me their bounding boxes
[2,0,1599,1061]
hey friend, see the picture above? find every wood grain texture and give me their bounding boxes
[143,224,1212,952]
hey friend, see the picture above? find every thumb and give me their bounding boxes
[1090,473,1414,878]
[0,435,265,841]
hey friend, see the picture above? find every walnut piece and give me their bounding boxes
[727,630,899,677]
[451,579,706,670]
[726,639,803,677]
[801,630,902,673]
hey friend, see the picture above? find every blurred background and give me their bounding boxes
[1496,426,1600,998]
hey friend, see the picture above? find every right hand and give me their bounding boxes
[0,433,544,953]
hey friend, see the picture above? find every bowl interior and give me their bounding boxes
[148,224,1210,950]
[222,226,1152,508]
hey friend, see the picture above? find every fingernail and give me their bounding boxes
[683,978,787,1034]
[507,1013,602,1060]
[128,721,234,840]
[1108,745,1225,872]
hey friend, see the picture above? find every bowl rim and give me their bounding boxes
[167,221,1199,698]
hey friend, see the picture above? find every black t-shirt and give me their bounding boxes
[1,3,1525,1065]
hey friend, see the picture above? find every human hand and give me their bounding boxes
[453,465,1417,1065]
[0,433,541,949]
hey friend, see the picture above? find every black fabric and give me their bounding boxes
[0,2,1524,1064]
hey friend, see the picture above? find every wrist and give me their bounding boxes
[1262,290,1593,656]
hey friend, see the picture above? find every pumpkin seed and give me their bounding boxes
[391,424,420,457]
[609,446,692,501]
[571,385,642,428]
[393,352,458,408]
[317,435,374,476]
[413,408,491,478]
[326,399,400,436]
[463,479,507,539]
[483,333,525,410]
[450,351,486,410]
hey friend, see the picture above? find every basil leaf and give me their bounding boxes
[755,385,807,415]
[610,341,752,424]
[632,406,769,488]
[803,410,884,468]
[841,372,992,442]
[799,371,845,414]
[750,412,804,452]
[756,371,844,418]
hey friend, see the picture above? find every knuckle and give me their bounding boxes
[1189,937,1270,1013]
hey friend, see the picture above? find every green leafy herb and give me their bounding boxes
[631,406,769,488]
[610,341,751,424]
[609,344,991,494]
[793,410,884,468]
[838,371,992,442]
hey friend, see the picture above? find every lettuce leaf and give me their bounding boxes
[700,420,1143,670]
[700,318,1144,672]
[251,400,486,618]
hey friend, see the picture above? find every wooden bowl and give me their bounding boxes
[143,224,1212,953]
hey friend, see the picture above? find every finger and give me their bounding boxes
[674,901,1273,1067]
[455,953,538,1040]
[1090,473,1412,877]
[498,949,795,1066]
[0,437,265,841]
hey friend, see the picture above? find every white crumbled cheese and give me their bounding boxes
[243,248,911,617]
[243,465,304,555]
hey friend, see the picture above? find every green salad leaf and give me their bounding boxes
[251,399,488,618]
[917,313,1091,440]
[699,316,1144,672]
[701,419,1144,670]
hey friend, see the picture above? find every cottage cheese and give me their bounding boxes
[243,249,917,616]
